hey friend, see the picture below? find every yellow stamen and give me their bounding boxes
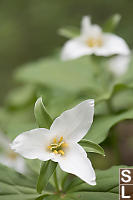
[53,150,58,154]
[61,143,68,148]
[59,136,63,143]
[86,37,102,47]
[53,138,57,143]
[8,151,17,160]
[47,136,68,156]
[58,150,64,155]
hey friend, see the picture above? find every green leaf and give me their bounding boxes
[34,97,53,129]
[54,166,133,200]
[85,108,133,144]
[79,139,105,156]
[0,106,36,140]
[34,98,58,194]
[103,14,121,32]
[0,164,41,200]
[6,85,36,108]
[14,56,103,92]
[58,26,80,38]
[0,163,132,200]
[111,88,133,112]
[66,165,132,194]
[37,87,78,118]
[66,192,118,200]
[26,159,41,175]
[37,160,57,194]
[117,56,133,89]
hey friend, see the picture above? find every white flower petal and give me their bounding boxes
[0,154,27,174]
[61,38,93,60]
[94,33,130,56]
[81,16,91,36]
[11,128,52,161]
[50,100,94,143]
[14,156,27,174]
[58,143,96,185]
[108,55,130,77]
[81,16,102,39]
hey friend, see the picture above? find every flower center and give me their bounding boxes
[8,151,18,160]
[86,37,102,47]
[48,136,68,156]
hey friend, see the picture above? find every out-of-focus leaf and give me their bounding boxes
[58,26,80,39]
[0,106,36,140]
[85,108,133,144]
[14,56,106,92]
[0,164,43,200]
[118,56,133,88]
[34,97,53,129]
[37,161,57,194]
[6,85,36,108]
[26,159,41,175]
[111,88,133,112]
[79,139,105,156]
[103,14,121,32]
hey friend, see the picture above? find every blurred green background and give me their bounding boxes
[0,0,133,104]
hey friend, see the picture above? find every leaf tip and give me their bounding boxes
[35,97,43,106]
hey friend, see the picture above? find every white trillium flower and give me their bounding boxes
[0,132,26,174]
[61,16,130,60]
[108,55,130,77]
[11,99,96,185]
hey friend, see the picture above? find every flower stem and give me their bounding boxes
[53,169,60,192]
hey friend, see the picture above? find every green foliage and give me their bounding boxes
[111,88,133,112]
[0,13,133,200]
[103,14,121,32]
[0,164,40,200]
[1,54,133,145]
[34,97,58,194]
[58,13,121,40]
[14,56,98,92]
[85,108,133,144]
[79,139,105,156]
[5,85,36,108]
[34,97,53,129]
[1,163,131,200]
[14,54,133,101]
[58,26,80,39]
[37,161,57,194]
[0,106,36,140]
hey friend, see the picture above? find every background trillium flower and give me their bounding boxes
[11,99,96,185]
[108,55,130,77]
[61,16,130,60]
[0,132,26,174]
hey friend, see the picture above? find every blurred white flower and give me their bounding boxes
[61,16,130,60]
[11,99,96,185]
[108,55,130,77]
[0,132,26,174]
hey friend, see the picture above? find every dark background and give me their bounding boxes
[0,0,133,104]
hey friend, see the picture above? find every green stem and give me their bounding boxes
[53,169,60,192]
